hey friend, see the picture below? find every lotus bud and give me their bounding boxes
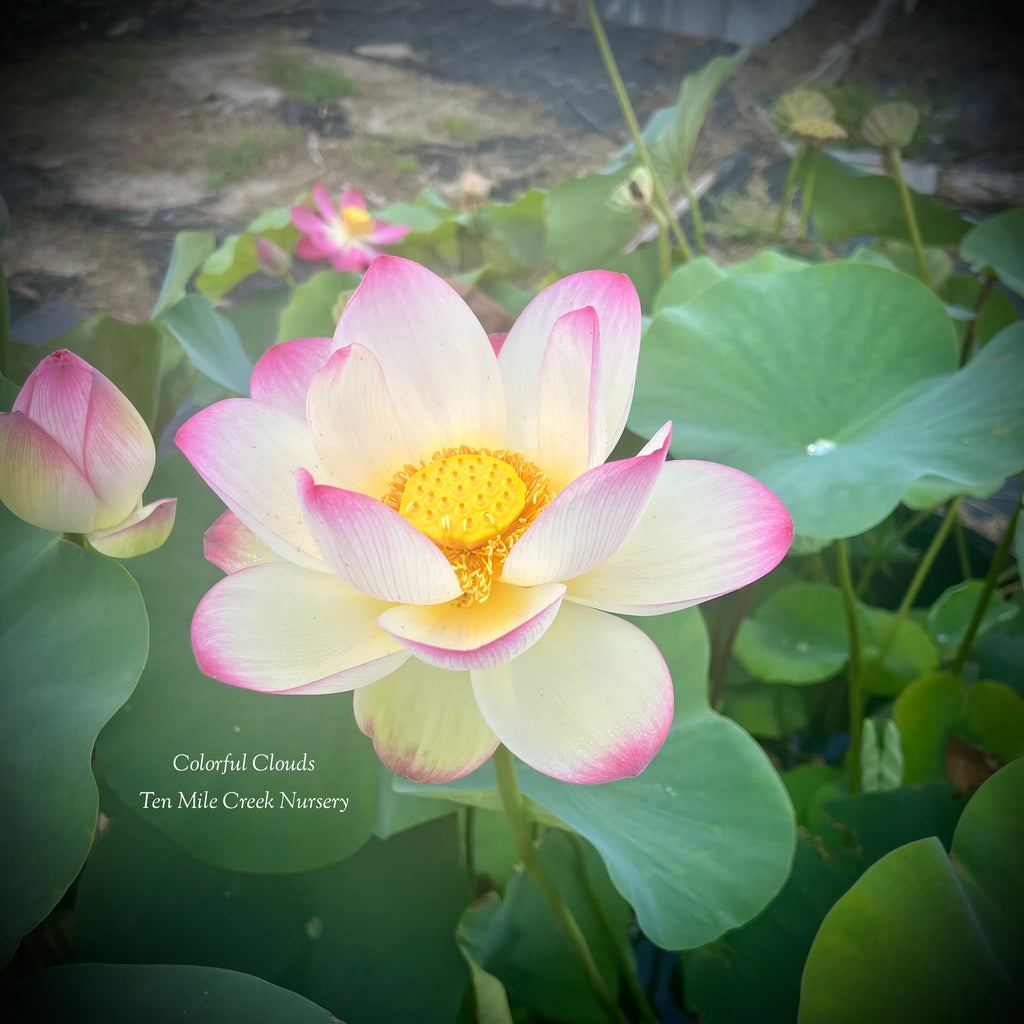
[789,117,848,146]
[456,171,492,214]
[863,102,920,150]
[0,350,176,557]
[254,236,292,278]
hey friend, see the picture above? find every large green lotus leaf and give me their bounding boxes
[276,269,360,342]
[959,207,1024,297]
[653,250,808,313]
[782,763,841,828]
[544,162,646,273]
[458,830,628,1023]
[798,760,1022,1023]
[151,230,217,317]
[803,153,970,245]
[195,206,299,301]
[927,579,1019,660]
[632,264,1023,538]
[0,508,148,962]
[92,454,379,873]
[8,315,193,442]
[226,288,291,365]
[400,611,795,950]
[720,681,809,738]
[480,188,548,271]
[11,964,337,1024]
[685,836,859,1024]
[734,582,848,683]
[942,274,1018,347]
[893,672,1024,783]
[157,294,253,395]
[858,605,937,696]
[75,790,470,1024]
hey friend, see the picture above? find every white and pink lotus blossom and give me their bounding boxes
[291,184,410,272]
[0,350,176,557]
[177,256,792,784]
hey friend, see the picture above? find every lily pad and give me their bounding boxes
[893,672,1024,784]
[92,454,380,874]
[632,263,1024,539]
[927,579,1019,659]
[11,964,337,1024]
[0,508,148,962]
[151,231,217,317]
[959,206,1023,297]
[399,609,796,950]
[798,760,1023,1023]
[276,269,359,342]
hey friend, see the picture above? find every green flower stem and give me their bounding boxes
[582,0,693,262]
[0,263,10,379]
[890,147,931,288]
[493,745,629,1024]
[835,538,863,794]
[569,835,659,1024]
[954,518,972,580]
[681,175,706,254]
[708,583,757,707]
[772,143,804,242]
[951,494,1023,674]
[798,149,818,241]
[650,206,673,281]
[463,806,477,893]
[962,275,995,364]
[283,270,299,290]
[855,507,935,597]
[865,498,962,691]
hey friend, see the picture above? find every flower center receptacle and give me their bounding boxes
[383,446,552,605]
[341,206,374,238]
[400,453,527,551]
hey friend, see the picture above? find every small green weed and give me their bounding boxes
[441,116,482,146]
[263,53,358,102]
[205,130,297,188]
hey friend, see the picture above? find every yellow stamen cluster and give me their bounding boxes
[341,206,374,238]
[382,446,553,605]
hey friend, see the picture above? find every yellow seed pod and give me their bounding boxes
[863,102,920,149]
[772,89,836,133]
[789,117,848,145]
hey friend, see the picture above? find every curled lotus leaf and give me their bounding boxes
[773,90,836,132]
[863,102,920,149]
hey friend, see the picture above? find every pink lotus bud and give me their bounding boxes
[254,236,292,278]
[0,350,176,557]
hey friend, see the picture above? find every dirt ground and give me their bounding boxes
[0,0,1020,326]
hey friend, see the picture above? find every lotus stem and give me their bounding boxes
[835,538,863,793]
[681,174,706,254]
[493,745,629,1024]
[773,143,804,243]
[951,494,1023,674]
[582,0,693,262]
[798,149,818,241]
[890,147,931,288]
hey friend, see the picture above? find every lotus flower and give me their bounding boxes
[0,350,176,557]
[290,184,410,272]
[177,257,792,784]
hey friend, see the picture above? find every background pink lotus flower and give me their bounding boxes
[290,184,410,272]
[0,350,176,557]
[177,256,792,785]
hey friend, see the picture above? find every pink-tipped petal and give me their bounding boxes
[250,336,332,420]
[0,411,98,532]
[291,205,328,235]
[87,497,176,558]
[471,601,673,783]
[80,367,156,528]
[354,660,498,782]
[536,306,606,490]
[339,189,366,210]
[567,460,794,614]
[331,256,505,462]
[378,581,566,670]
[307,344,412,497]
[313,183,338,223]
[13,350,92,469]
[192,561,407,692]
[500,423,671,586]
[176,399,325,570]
[296,469,462,604]
[488,333,508,357]
[367,222,411,245]
[295,236,333,262]
[500,271,641,460]
[330,247,372,272]
[204,509,282,573]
